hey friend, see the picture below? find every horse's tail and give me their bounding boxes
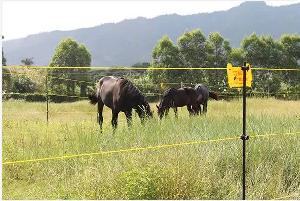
[209,91,218,100]
[88,91,99,105]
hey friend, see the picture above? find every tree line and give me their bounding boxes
[150,30,300,94]
[2,30,300,102]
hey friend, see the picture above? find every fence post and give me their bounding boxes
[181,81,183,88]
[46,70,49,123]
[241,62,249,200]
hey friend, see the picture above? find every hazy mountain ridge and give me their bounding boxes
[3,1,300,66]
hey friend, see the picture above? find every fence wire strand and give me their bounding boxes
[272,193,299,200]
[2,92,161,100]
[3,131,299,165]
[3,65,300,71]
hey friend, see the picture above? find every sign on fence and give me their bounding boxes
[227,63,252,88]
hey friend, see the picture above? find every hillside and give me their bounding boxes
[3,1,300,66]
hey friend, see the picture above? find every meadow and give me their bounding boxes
[2,98,300,199]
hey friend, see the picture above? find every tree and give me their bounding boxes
[241,33,283,93]
[178,29,208,67]
[2,68,11,93]
[280,34,300,66]
[49,38,91,97]
[132,62,150,67]
[150,36,182,84]
[280,34,300,89]
[228,48,245,66]
[206,32,232,90]
[177,29,208,83]
[21,57,34,66]
[2,35,11,93]
[2,35,6,66]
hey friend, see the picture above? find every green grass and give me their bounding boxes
[2,98,300,199]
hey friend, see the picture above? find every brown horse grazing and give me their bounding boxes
[88,76,153,132]
[156,87,201,119]
[194,84,218,114]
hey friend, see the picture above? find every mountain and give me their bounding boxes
[3,1,300,66]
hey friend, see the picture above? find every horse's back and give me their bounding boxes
[98,76,119,108]
[98,76,142,111]
[173,87,197,106]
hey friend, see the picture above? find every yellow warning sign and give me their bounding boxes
[227,63,252,88]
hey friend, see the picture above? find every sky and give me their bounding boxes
[2,0,300,40]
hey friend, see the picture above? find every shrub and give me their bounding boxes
[12,75,37,93]
[118,168,162,199]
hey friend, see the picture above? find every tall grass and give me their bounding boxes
[3,98,300,199]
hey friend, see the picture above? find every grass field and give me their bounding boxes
[2,98,300,199]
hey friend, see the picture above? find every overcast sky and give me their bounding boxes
[2,0,300,40]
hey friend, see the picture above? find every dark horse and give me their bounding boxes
[156,87,201,119]
[88,76,153,131]
[194,84,218,114]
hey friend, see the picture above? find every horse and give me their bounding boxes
[194,84,218,114]
[88,76,153,132]
[156,87,201,119]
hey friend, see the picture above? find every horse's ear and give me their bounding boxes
[156,105,159,109]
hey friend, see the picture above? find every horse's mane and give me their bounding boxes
[119,78,145,100]
[163,88,177,97]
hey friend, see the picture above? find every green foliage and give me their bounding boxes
[2,68,12,93]
[206,32,231,90]
[2,35,6,66]
[241,33,267,65]
[132,62,150,67]
[149,31,300,94]
[279,34,300,88]
[2,49,6,66]
[177,29,208,83]
[178,29,207,67]
[49,38,92,97]
[118,168,162,199]
[228,48,245,66]
[12,75,37,93]
[206,32,231,67]
[21,57,34,66]
[241,33,299,92]
[150,36,182,83]
[280,34,300,66]
[49,38,91,67]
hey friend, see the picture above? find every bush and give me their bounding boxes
[2,93,26,100]
[49,95,79,103]
[118,168,162,199]
[25,94,46,102]
[12,75,37,93]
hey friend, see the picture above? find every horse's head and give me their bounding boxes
[144,101,153,118]
[156,104,165,120]
[156,96,172,119]
[156,91,175,119]
[136,100,153,120]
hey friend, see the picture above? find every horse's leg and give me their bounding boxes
[165,108,170,118]
[187,105,193,116]
[199,104,202,115]
[125,110,132,127]
[191,104,198,116]
[97,100,104,132]
[111,111,119,131]
[192,104,199,115]
[196,104,201,115]
[173,107,178,118]
[203,101,208,114]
